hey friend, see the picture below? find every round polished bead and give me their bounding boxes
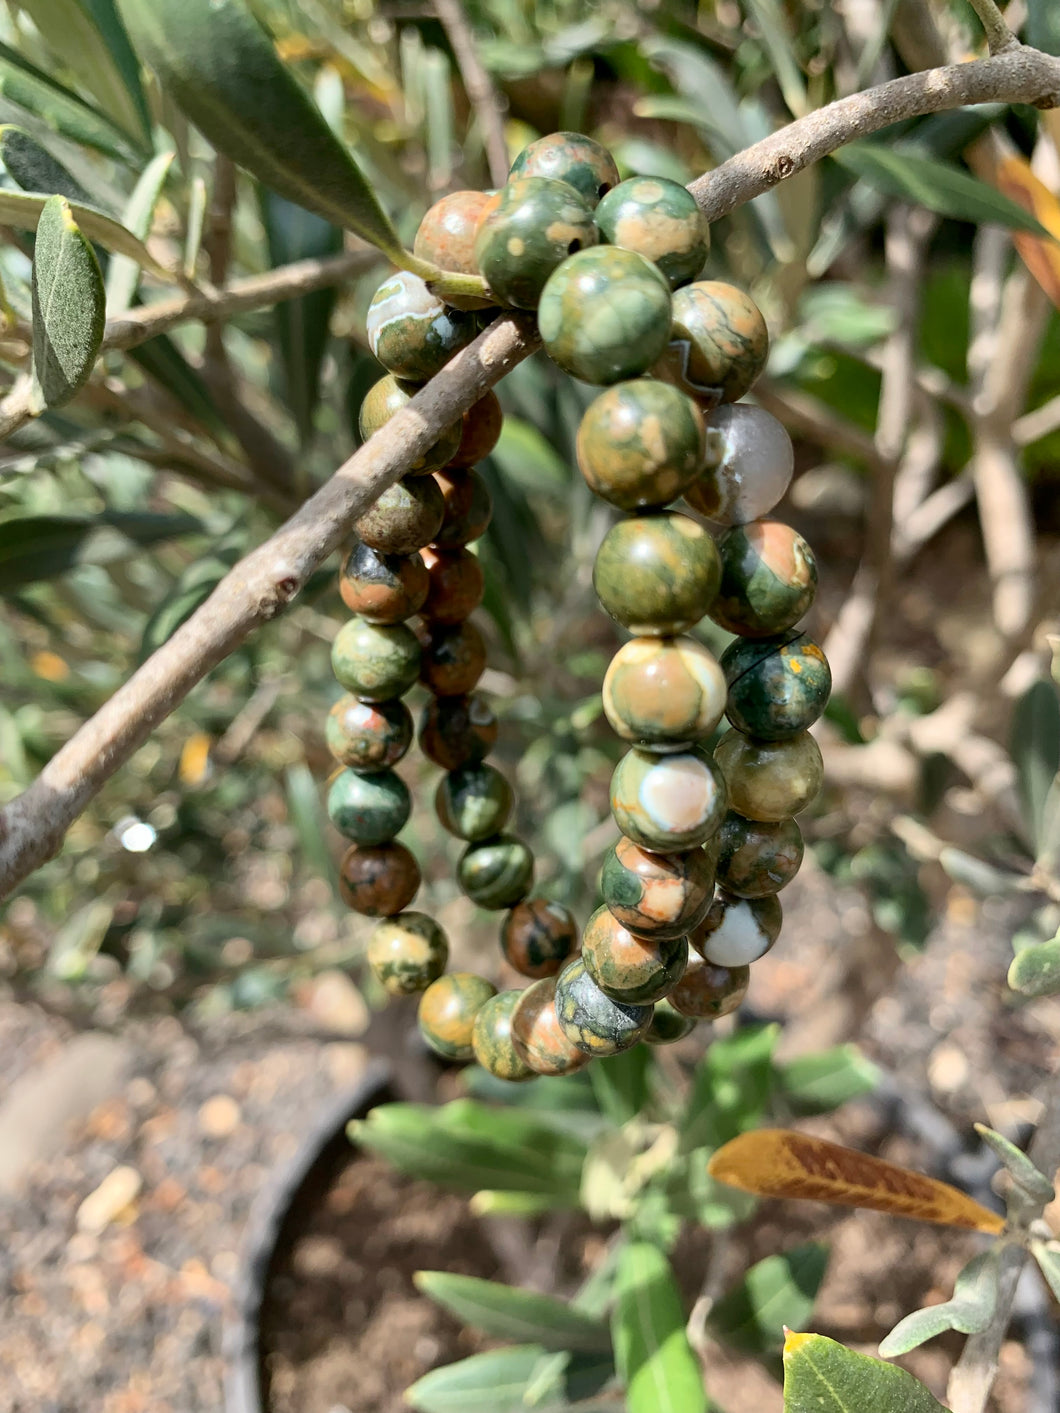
[602,636,726,749]
[413,190,494,308]
[554,955,653,1057]
[331,618,421,700]
[669,956,749,1019]
[472,989,535,1081]
[366,910,448,995]
[419,620,487,696]
[509,131,619,206]
[339,841,421,916]
[644,998,698,1043]
[593,513,720,635]
[610,746,728,854]
[418,972,497,1060]
[436,763,513,841]
[511,976,590,1076]
[576,380,705,511]
[358,375,462,472]
[693,890,782,967]
[722,630,831,742]
[714,813,803,898]
[713,729,824,822]
[355,476,445,556]
[539,247,672,385]
[418,692,498,770]
[595,177,709,289]
[710,520,818,637]
[327,767,410,845]
[601,836,715,941]
[420,547,485,624]
[685,404,794,527]
[326,695,413,771]
[458,834,534,909]
[432,467,493,547]
[366,271,476,382]
[474,177,598,309]
[655,281,768,406]
[339,541,429,622]
[500,898,578,979]
[581,904,688,1005]
[450,390,504,469]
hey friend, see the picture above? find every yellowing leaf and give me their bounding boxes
[31,649,69,681]
[995,155,1060,309]
[708,1129,1005,1234]
[179,731,212,785]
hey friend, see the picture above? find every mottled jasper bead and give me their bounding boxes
[432,468,493,547]
[602,636,726,749]
[418,972,497,1060]
[509,131,620,206]
[655,281,769,406]
[593,513,720,635]
[326,695,413,771]
[714,812,804,898]
[595,177,709,289]
[693,890,782,967]
[685,405,794,526]
[710,520,818,637]
[722,630,831,740]
[355,476,445,556]
[339,540,428,622]
[450,391,504,469]
[458,834,534,909]
[601,836,714,941]
[576,380,705,511]
[473,177,598,310]
[327,767,410,845]
[554,955,653,1056]
[538,247,673,385]
[418,692,498,770]
[366,911,448,995]
[472,989,535,1081]
[366,271,476,382]
[713,729,824,822]
[358,375,462,473]
[436,763,513,841]
[419,547,485,624]
[500,898,578,979]
[581,904,688,1004]
[413,190,494,309]
[511,977,590,1076]
[339,841,420,916]
[610,746,728,854]
[645,998,698,1044]
[419,620,487,697]
[331,619,421,701]
[669,956,749,1019]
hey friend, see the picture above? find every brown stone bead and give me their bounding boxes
[669,955,749,1019]
[432,467,493,548]
[339,541,429,623]
[418,693,499,770]
[419,620,486,697]
[501,899,578,979]
[412,190,494,310]
[339,841,421,916]
[511,976,591,1076]
[355,477,445,556]
[420,547,485,624]
[450,390,504,468]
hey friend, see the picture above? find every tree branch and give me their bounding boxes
[433,0,510,188]
[965,0,1020,56]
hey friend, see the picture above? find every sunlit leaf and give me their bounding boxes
[741,0,807,117]
[783,1332,947,1412]
[774,1045,879,1117]
[0,187,168,275]
[710,1243,828,1356]
[974,1123,1055,1204]
[31,195,105,407]
[1031,1241,1060,1302]
[1008,932,1060,998]
[405,1345,616,1413]
[878,1249,1000,1356]
[612,1242,706,1413]
[0,124,91,204]
[105,151,174,314]
[996,155,1060,310]
[0,38,138,159]
[414,1273,611,1353]
[0,509,203,590]
[680,1023,777,1153]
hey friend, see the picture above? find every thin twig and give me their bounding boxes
[965,0,1021,55]
[433,0,510,187]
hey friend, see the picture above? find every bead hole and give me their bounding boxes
[567,239,582,254]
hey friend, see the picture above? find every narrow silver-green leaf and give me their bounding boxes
[31,195,106,408]
[612,1243,706,1413]
[0,38,138,159]
[0,124,91,203]
[405,1345,616,1413]
[741,0,807,116]
[105,151,174,313]
[878,1250,1000,1357]
[414,1272,611,1354]
[784,1332,947,1412]
[0,187,168,275]
[1011,679,1060,851]
[1008,932,1060,998]
[1031,1241,1060,1302]
[284,761,338,891]
[975,1123,1056,1204]
[0,509,203,589]
[710,1243,828,1355]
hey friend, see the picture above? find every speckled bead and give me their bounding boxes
[554,955,653,1056]
[418,972,497,1060]
[500,898,578,979]
[450,391,504,469]
[418,692,498,770]
[436,763,513,841]
[713,729,824,822]
[581,904,688,1004]
[669,956,749,1019]
[644,999,698,1044]
[602,636,727,749]
[722,630,831,740]
[327,767,410,845]
[685,404,794,526]
[366,911,448,995]
[419,620,487,697]
[593,513,720,635]
[432,468,493,547]
[595,177,709,289]
[654,281,769,406]
[576,380,705,511]
[326,695,413,771]
[511,977,590,1076]
[358,375,462,473]
[714,812,804,898]
[473,177,598,310]
[610,746,728,854]
[413,190,495,309]
[472,990,535,1082]
[366,271,476,382]
[601,836,714,941]
[355,476,445,556]
[693,890,782,967]
[331,619,421,701]
[710,520,818,637]
[419,547,485,624]
[539,247,673,385]
[339,541,429,623]
[458,834,534,909]
[339,841,421,916]
[509,131,619,206]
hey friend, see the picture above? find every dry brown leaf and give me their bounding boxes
[995,155,1060,309]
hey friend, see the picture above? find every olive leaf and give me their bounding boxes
[877,1250,1000,1357]
[0,187,168,275]
[975,1123,1055,1204]
[31,195,106,408]
[105,151,174,314]
[612,1242,706,1413]
[0,124,92,204]
[0,38,139,159]
[1008,932,1060,998]
[784,1332,947,1412]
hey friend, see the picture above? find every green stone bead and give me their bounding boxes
[554,955,653,1057]
[692,890,782,967]
[595,177,709,289]
[472,989,535,1082]
[669,955,749,1019]
[413,190,495,309]
[366,271,476,381]
[511,977,590,1075]
[509,131,620,206]
[433,468,493,547]
[436,763,513,841]
[576,380,705,510]
[610,746,728,854]
[602,636,726,748]
[500,898,578,979]
[592,512,720,635]
[714,813,803,898]
[327,767,410,845]
[713,728,823,822]
[355,476,445,556]
[645,999,698,1044]
[419,620,487,697]
[331,618,421,700]
[358,375,462,472]
[339,841,420,916]
[710,520,818,638]
[458,834,534,909]
[473,177,598,310]
[367,910,448,995]
[418,971,497,1060]
[581,904,688,1004]
[654,281,769,406]
[601,836,714,941]
[326,695,412,771]
[418,692,498,770]
[539,247,672,385]
[722,630,831,740]
[339,540,428,622]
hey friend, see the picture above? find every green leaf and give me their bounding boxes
[612,1242,706,1413]
[0,509,203,590]
[974,1123,1056,1204]
[405,1346,616,1413]
[117,0,408,259]
[710,1244,829,1356]
[784,1332,947,1411]
[1031,1241,1060,1302]
[775,1045,879,1117]
[1008,932,1060,997]
[414,1273,611,1354]
[0,187,168,275]
[1010,680,1060,851]
[1027,0,1060,55]
[284,761,338,892]
[878,1250,1000,1357]
[589,1048,652,1126]
[127,331,225,436]
[0,124,91,203]
[31,195,106,407]
[105,151,174,313]
[741,0,807,117]
[680,1023,778,1153]
[936,846,1024,897]
[0,38,139,159]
